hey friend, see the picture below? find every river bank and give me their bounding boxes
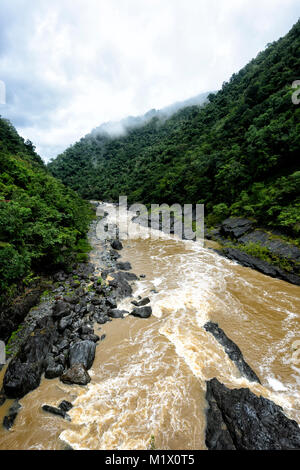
[206,217,300,286]
[0,203,299,450]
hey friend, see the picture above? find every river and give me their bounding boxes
[0,203,299,450]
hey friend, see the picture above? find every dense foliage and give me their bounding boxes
[0,117,94,304]
[49,21,300,237]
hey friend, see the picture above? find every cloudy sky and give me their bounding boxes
[0,0,299,161]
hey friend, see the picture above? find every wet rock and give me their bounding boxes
[42,404,70,420]
[60,364,91,386]
[79,325,94,336]
[101,269,115,280]
[59,400,73,412]
[108,309,128,319]
[59,314,73,332]
[3,319,57,398]
[131,306,152,319]
[56,354,67,367]
[205,378,300,450]
[0,389,6,407]
[206,227,222,241]
[116,262,132,271]
[220,218,254,239]
[64,294,80,305]
[45,363,64,379]
[111,240,123,251]
[105,296,118,309]
[239,230,300,263]
[204,322,260,383]
[57,339,69,353]
[53,301,71,320]
[222,248,300,286]
[69,340,96,370]
[122,272,139,281]
[131,297,150,307]
[81,334,100,343]
[3,400,22,430]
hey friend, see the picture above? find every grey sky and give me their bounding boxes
[0,0,299,161]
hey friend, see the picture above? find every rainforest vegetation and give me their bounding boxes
[0,117,94,305]
[48,20,300,238]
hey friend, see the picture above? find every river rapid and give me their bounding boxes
[0,203,299,450]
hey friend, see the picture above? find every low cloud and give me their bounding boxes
[0,0,299,161]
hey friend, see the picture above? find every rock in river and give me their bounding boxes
[204,322,260,383]
[60,364,91,386]
[69,340,96,370]
[3,400,22,430]
[205,378,300,450]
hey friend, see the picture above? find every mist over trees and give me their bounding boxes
[48,20,300,237]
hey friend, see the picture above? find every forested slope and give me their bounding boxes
[49,20,300,238]
[0,117,93,305]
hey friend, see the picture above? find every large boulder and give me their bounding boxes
[69,340,96,370]
[3,400,22,430]
[131,307,152,319]
[60,364,91,386]
[206,378,300,450]
[220,218,254,239]
[204,322,260,383]
[107,272,133,299]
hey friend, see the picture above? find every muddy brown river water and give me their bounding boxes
[0,203,299,450]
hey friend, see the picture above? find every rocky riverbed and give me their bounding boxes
[0,205,300,450]
[0,211,153,428]
[207,217,300,286]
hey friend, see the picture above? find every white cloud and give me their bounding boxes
[0,0,299,161]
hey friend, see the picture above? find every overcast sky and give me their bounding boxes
[0,0,299,161]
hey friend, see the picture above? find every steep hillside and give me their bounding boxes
[0,117,94,306]
[48,20,300,238]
